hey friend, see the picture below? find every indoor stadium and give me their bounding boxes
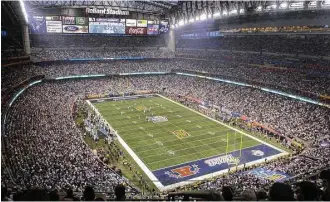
[1,0,330,201]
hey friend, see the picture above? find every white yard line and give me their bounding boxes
[157,94,288,154]
[88,95,289,191]
[87,100,164,190]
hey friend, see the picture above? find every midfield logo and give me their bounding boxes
[165,165,200,179]
[172,129,190,139]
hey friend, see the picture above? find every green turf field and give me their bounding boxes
[92,95,261,171]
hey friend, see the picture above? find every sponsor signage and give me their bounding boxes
[45,16,61,21]
[137,20,148,27]
[63,25,88,33]
[30,16,46,33]
[159,20,169,33]
[86,8,129,15]
[46,21,62,33]
[125,27,147,35]
[126,19,137,27]
[76,17,88,25]
[89,20,125,34]
[62,16,75,25]
[96,18,120,22]
[147,24,159,35]
[289,2,304,9]
[148,20,158,25]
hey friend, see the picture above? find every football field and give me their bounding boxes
[89,94,287,190]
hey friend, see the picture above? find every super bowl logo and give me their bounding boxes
[135,105,145,111]
[165,165,200,179]
[251,150,264,157]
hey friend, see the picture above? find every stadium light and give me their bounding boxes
[280,2,288,9]
[213,12,221,18]
[229,9,237,15]
[257,6,263,11]
[200,14,207,20]
[19,0,28,23]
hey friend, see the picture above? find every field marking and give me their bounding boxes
[151,143,263,170]
[90,95,289,191]
[162,151,288,191]
[144,139,259,163]
[87,99,164,190]
[134,131,249,155]
[157,94,288,154]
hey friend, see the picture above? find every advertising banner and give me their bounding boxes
[159,19,169,33]
[147,24,159,35]
[62,16,75,25]
[75,17,88,25]
[46,21,62,33]
[63,25,88,33]
[137,20,148,27]
[46,16,61,21]
[125,27,147,35]
[96,18,120,22]
[89,21,125,34]
[30,16,46,33]
[126,19,137,27]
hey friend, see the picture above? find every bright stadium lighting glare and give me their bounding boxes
[280,2,288,8]
[213,12,221,17]
[200,14,207,20]
[240,9,245,14]
[229,9,237,15]
[257,6,262,11]
[19,0,28,23]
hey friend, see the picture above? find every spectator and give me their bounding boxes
[83,186,95,201]
[268,182,294,201]
[115,184,126,201]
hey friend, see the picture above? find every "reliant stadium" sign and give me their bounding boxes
[86,8,129,15]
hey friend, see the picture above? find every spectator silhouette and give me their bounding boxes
[83,186,95,201]
[297,181,319,201]
[268,182,294,201]
[222,186,233,201]
[115,184,126,201]
[241,189,257,201]
[49,190,60,201]
[63,188,79,201]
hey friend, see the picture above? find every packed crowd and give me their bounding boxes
[2,57,329,97]
[32,49,174,61]
[2,75,330,197]
[177,35,330,56]
[30,35,166,49]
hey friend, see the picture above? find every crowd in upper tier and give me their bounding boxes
[177,35,330,56]
[2,57,329,98]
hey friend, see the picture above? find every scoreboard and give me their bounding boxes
[30,16,169,36]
